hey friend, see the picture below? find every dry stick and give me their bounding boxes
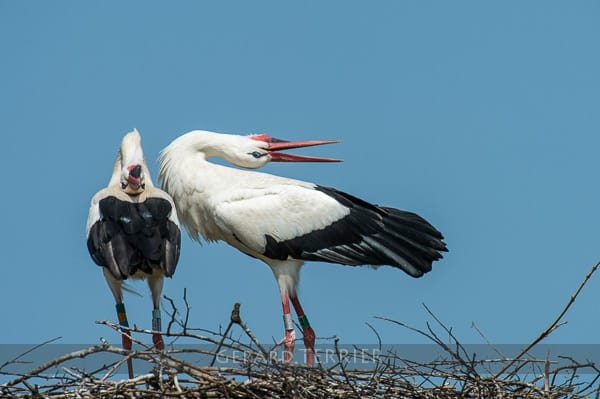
[163,293,180,334]
[100,319,261,369]
[358,327,384,390]
[21,380,39,396]
[576,366,600,395]
[0,336,62,371]
[98,355,132,382]
[163,288,192,336]
[494,259,600,378]
[364,321,382,352]
[182,287,191,333]
[333,337,360,398]
[98,320,221,347]
[375,313,478,379]
[3,344,125,387]
[209,303,239,367]
[422,304,478,378]
[228,303,272,362]
[471,321,506,361]
[543,351,550,395]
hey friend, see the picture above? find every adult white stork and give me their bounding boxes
[86,129,181,377]
[158,130,447,366]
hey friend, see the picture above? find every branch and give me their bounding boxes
[3,344,122,387]
[0,336,61,371]
[495,259,600,377]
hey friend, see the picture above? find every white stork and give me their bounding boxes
[158,130,447,366]
[86,129,181,377]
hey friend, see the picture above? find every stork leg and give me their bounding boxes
[271,261,303,363]
[290,295,316,367]
[280,292,296,363]
[115,302,134,378]
[148,272,165,350]
[103,270,134,378]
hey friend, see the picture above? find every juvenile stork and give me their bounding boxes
[158,129,447,366]
[86,129,181,377]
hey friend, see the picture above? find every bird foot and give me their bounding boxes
[283,329,296,362]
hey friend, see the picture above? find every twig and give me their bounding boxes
[163,293,179,335]
[0,337,62,371]
[228,303,272,362]
[495,259,600,377]
[333,337,360,399]
[422,304,479,378]
[365,321,382,352]
[3,344,119,387]
[182,287,191,333]
[470,321,505,360]
[210,303,239,367]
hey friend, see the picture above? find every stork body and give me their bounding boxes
[158,130,446,366]
[86,129,181,377]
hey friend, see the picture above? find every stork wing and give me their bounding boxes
[213,184,447,277]
[213,183,348,252]
[86,193,181,279]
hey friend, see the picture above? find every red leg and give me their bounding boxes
[152,308,164,350]
[116,303,134,378]
[281,293,296,362]
[290,295,315,367]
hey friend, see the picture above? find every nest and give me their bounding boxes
[3,262,600,399]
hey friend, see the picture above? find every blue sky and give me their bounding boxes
[1,1,599,352]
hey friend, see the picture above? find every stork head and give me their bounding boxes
[118,129,147,195]
[230,134,341,168]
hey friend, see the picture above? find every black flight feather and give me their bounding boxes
[263,186,447,278]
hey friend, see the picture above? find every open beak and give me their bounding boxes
[251,134,342,162]
[127,164,142,187]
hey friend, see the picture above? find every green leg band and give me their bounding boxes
[298,314,311,330]
[152,309,161,332]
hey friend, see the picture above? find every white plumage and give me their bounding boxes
[159,129,447,366]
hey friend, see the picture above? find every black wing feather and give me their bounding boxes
[263,186,447,278]
[87,196,181,279]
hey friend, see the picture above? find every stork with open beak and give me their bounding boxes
[158,130,447,366]
[86,129,181,377]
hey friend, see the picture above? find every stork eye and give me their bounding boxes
[249,151,267,159]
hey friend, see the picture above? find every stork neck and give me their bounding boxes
[167,130,262,168]
[191,131,244,160]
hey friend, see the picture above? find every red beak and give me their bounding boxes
[127,164,142,187]
[250,134,342,162]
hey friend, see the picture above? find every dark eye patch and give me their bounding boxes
[249,151,267,159]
